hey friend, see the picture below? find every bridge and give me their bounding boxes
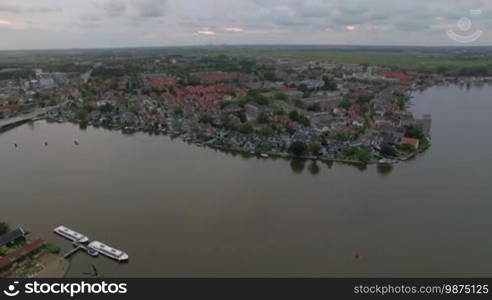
[0,108,49,134]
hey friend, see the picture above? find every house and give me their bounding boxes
[0,227,27,247]
[223,104,243,114]
[401,137,420,149]
[245,103,261,122]
[333,107,346,116]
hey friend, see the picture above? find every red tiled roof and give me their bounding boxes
[380,71,413,81]
[196,72,238,82]
[349,103,361,117]
[279,86,297,92]
[143,76,176,90]
[401,137,419,146]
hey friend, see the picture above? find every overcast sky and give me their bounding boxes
[0,0,491,50]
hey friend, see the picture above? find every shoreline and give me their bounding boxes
[5,117,422,167]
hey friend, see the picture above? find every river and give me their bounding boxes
[1,83,491,277]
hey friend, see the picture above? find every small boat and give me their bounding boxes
[260,153,269,158]
[88,241,129,262]
[378,158,398,165]
[44,141,48,146]
[14,143,18,148]
[54,226,89,243]
[74,140,79,146]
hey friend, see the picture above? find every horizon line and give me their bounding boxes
[1,43,492,53]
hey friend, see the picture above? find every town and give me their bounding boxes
[0,51,435,165]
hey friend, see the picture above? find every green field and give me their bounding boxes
[1,46,491,75]
[215,48,492,74]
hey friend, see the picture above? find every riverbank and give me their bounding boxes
[3,251,69,278]
[31,252,70,278]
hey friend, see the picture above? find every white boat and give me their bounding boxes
[88,241,129,261]
[54,226,89,243]
[260,153,269,158]
[378,158,398,165]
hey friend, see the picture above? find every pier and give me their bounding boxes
[63,242,97,259]
[63,244,84,259]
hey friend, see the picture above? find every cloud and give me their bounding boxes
[225,27,244,33]
[1,0,492,49]
[0,3,60,14]
[197,28,216,36]
[137,0,167,18]
[104,0,126,18]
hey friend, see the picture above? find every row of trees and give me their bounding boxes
[288,141,322,156]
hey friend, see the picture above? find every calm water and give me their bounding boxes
[1,84,492,277]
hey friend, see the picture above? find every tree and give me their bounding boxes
[246,89,269,105]
[309,143,322,156]
[398,144,416,153]
[298,83,308,93]
[307,103,322,112]
[339,98,351,110]
[273,107,286,115]
[356,149,371,164]
[238,123,254,134]
[257,112,270,124]
[174,107,183,116]
[286,125,296,135]
[289,110,300,122]
[109,79,119,90]
[297,114,311,127]
[168,86,177,97]
[275,92,288,101]
[343,146,371,163]
[258,126,275,136]
[199,113,213,123]
[263,71,277,81]
[358,93,374,104]
[0,222,9,236]
[322,76,337,91]
[405,126,425,140]
[289,141,308,156]
[76,110,88,122]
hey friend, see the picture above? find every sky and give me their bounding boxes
[0,0,491,50]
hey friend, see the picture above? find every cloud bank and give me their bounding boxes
[0,0,490,49]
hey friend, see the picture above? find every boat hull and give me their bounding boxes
[53,226,89,243]
[88,241,129,261]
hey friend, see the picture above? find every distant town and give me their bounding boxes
[0,50,448,165]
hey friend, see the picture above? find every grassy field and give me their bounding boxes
[213,47,492,74]
[1,46,491,74]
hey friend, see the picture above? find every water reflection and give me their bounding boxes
[290,159,306,174]
[325,160,334,169]
[377,163,394,175]
[308,161,321,175]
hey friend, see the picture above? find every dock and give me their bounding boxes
[63,243,84,259]
[63,242,98,259]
